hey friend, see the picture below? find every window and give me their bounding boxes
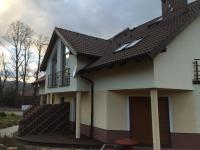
[62,42,70,69]
[193,59,200,84]
[65,46,70,67]
[114,38,143,53]
[126,39,143,49]
[115,43,129,52]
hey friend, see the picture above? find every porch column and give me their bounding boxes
[150,89,161,150]
[76,92,81,139]
[47,94,50,104]
[49,93,53,104]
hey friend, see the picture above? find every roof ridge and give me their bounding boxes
[55,27,108,42]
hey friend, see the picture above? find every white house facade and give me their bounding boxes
[22,0,200,150]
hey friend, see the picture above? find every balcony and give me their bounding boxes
[193,59,200,84]
[48,68,70,88]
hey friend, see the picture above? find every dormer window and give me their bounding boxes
[193,59,200,84]
[114,38,143,53]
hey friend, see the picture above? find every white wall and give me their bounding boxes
[107,91,130,131]
[45,38,90,94]
[89,59,154,91]
[81,92,91,126]
[93,91,108,129]
[168,86,200,133]
[154,17,200,90]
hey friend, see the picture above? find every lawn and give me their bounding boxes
[0,112,22,129]
[0,136,25,150]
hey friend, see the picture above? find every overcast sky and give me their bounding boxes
[0,0,164,39]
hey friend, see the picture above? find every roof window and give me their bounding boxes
[114,38,143,53]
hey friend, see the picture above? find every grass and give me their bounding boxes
[0,112,22,129]
[0,136,25,150]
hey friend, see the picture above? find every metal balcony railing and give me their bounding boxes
[193,59,200,84]
[48,68,70,88]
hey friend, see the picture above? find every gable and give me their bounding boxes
[154,16,200,90]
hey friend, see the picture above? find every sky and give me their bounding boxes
[0,0,164,39]
[0,0,196,82]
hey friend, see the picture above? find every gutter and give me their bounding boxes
[80,74,94,139]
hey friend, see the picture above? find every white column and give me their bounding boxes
[150,89,161,150]
[47,94,50,104]
[76,92,81,139]
[49,93,53,104]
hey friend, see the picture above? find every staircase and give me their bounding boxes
[18,104,70,136]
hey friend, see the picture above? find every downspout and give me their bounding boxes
[80,74,94,139]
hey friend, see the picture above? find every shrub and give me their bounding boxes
[10,113,16,117]
[0,122,7,129]
[0,112,7,117]
[6,122,13,128]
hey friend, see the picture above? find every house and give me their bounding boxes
[19,0,200,149]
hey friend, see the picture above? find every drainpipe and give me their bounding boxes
[80,75,94,139]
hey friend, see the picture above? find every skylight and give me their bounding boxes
[115,43,129,52]
[126,39,143,49]
[155,17,163,22]
[114,38,143,53]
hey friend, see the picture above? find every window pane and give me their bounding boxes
[65,46,70,54]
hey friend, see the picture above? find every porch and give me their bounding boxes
[19,88,200,150]
[16,133,199,150]
[16,132,104,148]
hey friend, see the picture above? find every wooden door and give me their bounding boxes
[129,97,170,146]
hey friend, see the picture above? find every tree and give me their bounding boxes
[33,35,48,96]
[21,39,32,97]
[4,21,33,95]
[0,53,9,97]
[34,35,48,80]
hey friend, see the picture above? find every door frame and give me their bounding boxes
[129,96,171,147]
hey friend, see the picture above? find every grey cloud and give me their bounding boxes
[0,0,162,39]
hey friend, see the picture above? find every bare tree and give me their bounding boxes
[33,35,48,96]
[4,21,33,95]
[34,35,48,80]
[21,40,32,97]
[0,53,9,96]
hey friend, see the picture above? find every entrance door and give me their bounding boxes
[129,97,170,146]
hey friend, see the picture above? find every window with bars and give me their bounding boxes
[193,59,200,84]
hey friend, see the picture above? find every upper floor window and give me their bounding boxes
[52,51,57,74]
[193,59,200,84]
[62,42,70,69]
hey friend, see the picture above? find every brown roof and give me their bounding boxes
[32,76,45,85]
[40,28,110,71]
[85,0,200,70]
[41,0,200,72]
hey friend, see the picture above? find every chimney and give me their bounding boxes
[162,0,188,17]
